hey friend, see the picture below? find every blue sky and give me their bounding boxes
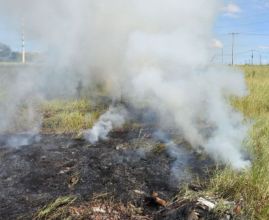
[213,0,269,64]
[0,1,268,64]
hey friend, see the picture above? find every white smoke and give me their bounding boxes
[0,0,250,168]
[130,66,250,169]
[212,39,223,49]
[84,106,128,144]
[0,68,43,130]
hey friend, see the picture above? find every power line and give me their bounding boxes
[216,32,269,37]
[228,32,239,65]
[215,19,269,29]
[235,50,253,55]
[240,33,269,36]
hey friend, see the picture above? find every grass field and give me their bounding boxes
[37,65,269,218]
[210,65,269,219]
[2,65,269,219]
[40,100,103,133]
[21,66,269,219]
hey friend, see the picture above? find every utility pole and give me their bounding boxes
[251,50,254,65]
[221,47,224,64]
[21,18,26,64]
[229,32,239,65]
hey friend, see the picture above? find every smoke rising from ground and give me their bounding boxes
[84,106,128,144]
[0,0,250,168]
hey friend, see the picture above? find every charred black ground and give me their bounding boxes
[0,124,215,219]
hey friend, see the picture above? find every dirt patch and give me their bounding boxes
[0,127,214,219]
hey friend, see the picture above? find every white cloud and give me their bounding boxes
[222,3,241,17]
[211,39,223,48]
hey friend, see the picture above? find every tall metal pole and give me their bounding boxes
[251,50,254,65]
[229,33,239,65]
[221,48,224,64]
[21,18,25,64]
[232,33,234,66]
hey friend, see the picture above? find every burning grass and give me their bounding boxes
[0,122,215,219]
[33,66,269,219]
[2,66,269,219]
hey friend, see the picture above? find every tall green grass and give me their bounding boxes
[210,65,269,219]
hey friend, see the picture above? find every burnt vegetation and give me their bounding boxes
[2,66,269,219]
[0,100,224,220]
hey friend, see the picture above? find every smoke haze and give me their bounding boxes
[0,0,250,168]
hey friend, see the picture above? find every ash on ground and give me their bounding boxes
[0,126,215,219]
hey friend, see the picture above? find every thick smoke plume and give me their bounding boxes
[84,106,127,144]
[0,0,250,168]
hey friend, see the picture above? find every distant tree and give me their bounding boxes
[10,52,21,62]
[0,43,12,60]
